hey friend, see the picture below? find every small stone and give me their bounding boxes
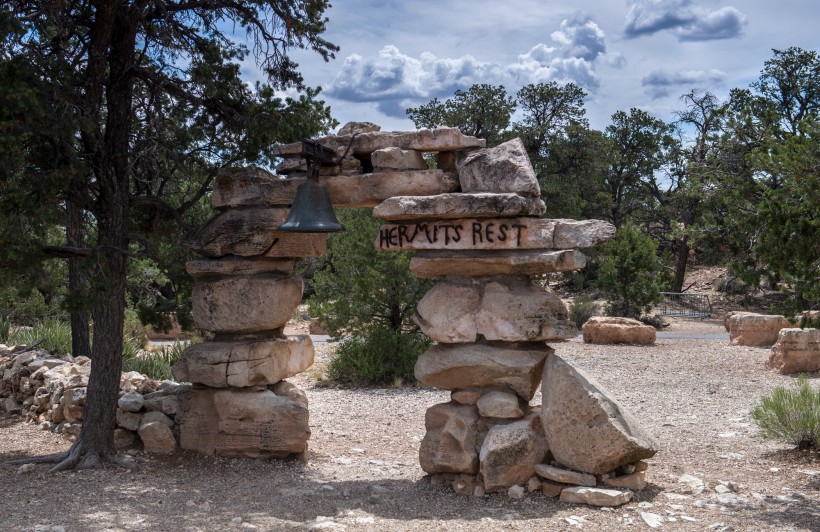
[116,410,142,431]
[476,390,523,419]
[526,477,542,492]
[451,390,482,405]
[17,463,36,475]
[678,474,706,494]
[541,481,565,497]
[640,512,664,528]
[714,484,732,494]
[535,464,596,487]
[117,391,145,412]
[138,421,177,454]
[603,470,647,491]
[560,487,633,507]
[507,485,526,499]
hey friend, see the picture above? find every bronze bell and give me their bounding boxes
[277,139,344,233]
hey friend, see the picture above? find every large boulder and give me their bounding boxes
[414,277,576,343]
[414,342,550,400]
[172,336,314,388]
[767,328,820,374]
[727,312,791,346]
[540,354,660,475]
[582,317,656,345]
[458,138,540,197]
[419,402,479,475]
[177,387,309,459]
[192,275,303,334]
[479,412,549,492]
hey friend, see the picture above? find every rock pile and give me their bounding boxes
[0,344,185,453]
[373,135,659,501]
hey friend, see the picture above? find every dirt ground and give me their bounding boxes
[2,315,819,532]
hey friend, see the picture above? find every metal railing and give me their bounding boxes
[658,292,712,318]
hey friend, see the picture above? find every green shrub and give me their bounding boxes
[122,341,189,381]
[11,319,72,355]
[327,326,431,386]
[0,316,10,343]
[568,295,598,328]
[751,375,820,449]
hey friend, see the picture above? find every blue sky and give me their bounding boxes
[265,0,818,132]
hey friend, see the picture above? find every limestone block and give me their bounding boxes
[192,276,303,334]
[212,167,299,208]
[476,390,523,419]
[553,219,616,248]
[322,170,459,208]
[767,328,820,374]
[372,147,428,172]
[479,412,549,492]
[415,342,550,400]
[337,121,381,135]
[375,218,555,252]
[138,421,177,454]
[541,354,660,475]
[458,138,539,197]
[185,258,295,278]
[275,127,485,157]
[535,464,596,487]
[560,487,633,507]
[373,193,546,221]
[728,313,791,346]
[419,402,479,475]
[582,317,656,345]
[187,207,326,258]
[415,278,575,343]
[178,387,309,458]
[172,336,314,387]
[117,391,144,412]
[410,249,586,278]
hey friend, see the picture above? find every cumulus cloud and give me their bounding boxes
[641,68,726,98]
[326,16,616,118]
[624,0,746,41]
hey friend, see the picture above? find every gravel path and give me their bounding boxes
[1,318,818,531]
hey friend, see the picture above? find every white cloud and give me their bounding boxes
[624,0,746,41]
[641,68,726,98]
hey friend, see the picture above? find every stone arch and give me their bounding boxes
[173,123,658,495]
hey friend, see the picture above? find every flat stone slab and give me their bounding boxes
[410,249,587,278]
[373,193,547,221]
[560,487,633,507]
[535,464,596,486]
[212,167,299,208]
[185,258,295,278]
[414,342,551,400]
[582,316,656,345]
[275,127,485,157]
[172,336,314,387]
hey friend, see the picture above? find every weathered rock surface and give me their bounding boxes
[582,317,656,345]
[410,249,586,278]
[185,258,295,278]
[419,402,479,474]
[560,487,633,507]
[172,336,314,388]
[415,278,575,343]
[118,391,144,412]
[275,127,485,157]
[414,342,550,400]
[603,470,647,491]
[458,138,539,197]
[476,390,523,419]
[337,121,381,136]
[552,219,617,249]
[373,193,547,221]
[138,421,177,454]
[322,170,458,208]
[767,328,820,374]
[187,207,326,258]
[375,217,555,251]
[540,354,660,475]
[535,464,596,486]
[178,387,310,458]
[212,167,299,209]
[372,147,427,172]
[479,413,549,492]
[727,313,792,346]
[192,276,304,334]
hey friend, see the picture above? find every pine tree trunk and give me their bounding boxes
[67,197,91,359]
[671,235,690,293]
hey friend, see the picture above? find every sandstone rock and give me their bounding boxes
[186,208,326,258]
[541,354,660,475]
[337,121,381,136]
[541,481,565,497]
[451,390,482,405]
[535,464,596,487]
[507,485,526,499]
[582,317,656,345]
[117,410,142,431]
[560,487,633,507]
[276,127,485,157]
[114,428,138,449]
[271,380,309,408]
[476,390,524,419]
[138,421,177,454]
[479,413,549,492]
[415,342,550,400]
[211,167,299,208]
[178,387,309,458]
[727,313,791,346]
[140,411,174,429]
[373,193,546,221]
[375,218,555,252]
[192,276,303,334]
[553,219,616,248]
[603,470,647,491]
[185,258,295,278]
[419,402,479,475]
[172,336,314,387]
[410,249,586,278]
[458,138,539,197]
[414,278,576,343]
[526,476,542,492]
[61,387,86,422]
[372,147,427,172]
[322,170,458,208]
[117,391,144,412]
[767,328,820,374]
